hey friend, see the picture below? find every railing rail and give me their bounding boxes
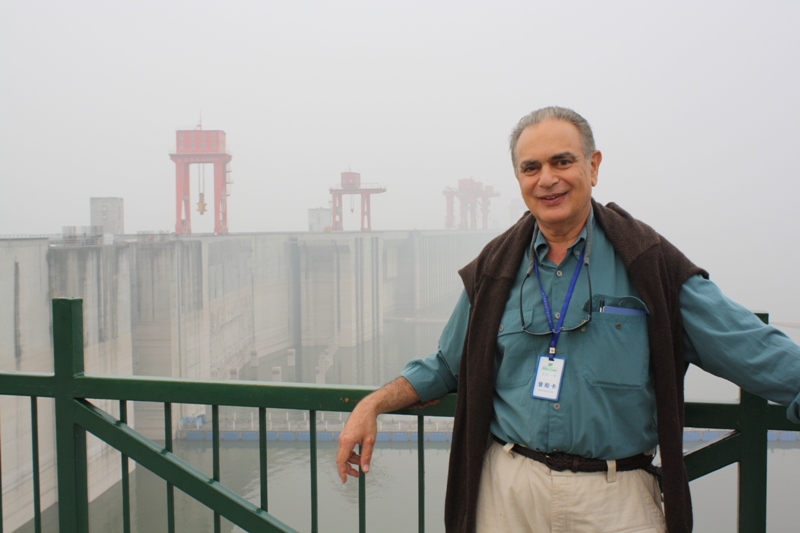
[0,298,795,532]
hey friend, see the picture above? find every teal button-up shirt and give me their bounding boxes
[401,221,800,460]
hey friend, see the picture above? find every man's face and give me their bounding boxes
[513,119,602,234]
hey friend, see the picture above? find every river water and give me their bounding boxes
[16,315,800,532]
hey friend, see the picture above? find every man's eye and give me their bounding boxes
[522,165,539,173]
[554,159,572,167]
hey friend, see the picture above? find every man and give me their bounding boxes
[335,107,800,532]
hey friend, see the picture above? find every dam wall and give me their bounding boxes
[0,238,55,530]
[0,228,495,530]
[47,243,136,518]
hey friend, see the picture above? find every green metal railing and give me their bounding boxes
[0,299,796,532]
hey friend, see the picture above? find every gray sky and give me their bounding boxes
[2,0,800,319]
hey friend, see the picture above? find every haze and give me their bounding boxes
[2,0,799,320]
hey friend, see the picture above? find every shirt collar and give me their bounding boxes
[530,208,592,264]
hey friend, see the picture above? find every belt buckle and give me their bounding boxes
[543,453,566,472]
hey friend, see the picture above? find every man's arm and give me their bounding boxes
[681,275,800,422]
[336,376,420,483]
[336,290,469,483]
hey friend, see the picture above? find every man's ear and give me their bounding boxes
[589,150,602,186]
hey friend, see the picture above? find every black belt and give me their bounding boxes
[491,434,658,475]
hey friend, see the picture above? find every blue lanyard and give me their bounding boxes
[532,246,586,358]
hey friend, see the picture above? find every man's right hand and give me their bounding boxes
[335,376,420,483]
[336,402,378,482]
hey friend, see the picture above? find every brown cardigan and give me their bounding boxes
[444,200,707,533]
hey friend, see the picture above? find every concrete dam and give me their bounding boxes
[0,229,496,531]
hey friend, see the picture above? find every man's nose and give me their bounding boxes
[538,165,558,187]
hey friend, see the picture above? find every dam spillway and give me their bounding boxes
[0,228,496,531]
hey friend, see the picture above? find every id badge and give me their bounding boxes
[531,355,565,401]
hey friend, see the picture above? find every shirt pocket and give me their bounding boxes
[580,294,651,389]
[495,306,540,389]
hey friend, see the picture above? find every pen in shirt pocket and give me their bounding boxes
[599,299,605,312]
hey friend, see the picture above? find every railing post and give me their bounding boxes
[358,443,366,533]
[310,410,318,533]
[738,390,768,532]
[417,415,425,533]
[53,298,90,533]
[737,313,770,532]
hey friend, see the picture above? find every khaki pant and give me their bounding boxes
[475,440,667,533]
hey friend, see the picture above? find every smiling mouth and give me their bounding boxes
[539,192,566,201]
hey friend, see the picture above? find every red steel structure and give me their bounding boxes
[170,128,232,235]
[443,178,500,230]
[329,172,386,231]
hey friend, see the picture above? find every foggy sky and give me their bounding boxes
[2,0,800,320]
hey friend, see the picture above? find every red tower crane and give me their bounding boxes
[329,172,387,231]
[169,128,233,235]
[443,178,500,230]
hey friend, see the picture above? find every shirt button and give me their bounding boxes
[615,323,622,330]
[554,312,560,319]
[553,403,561,410]
[498,325,504,332]
[556,270,563,277]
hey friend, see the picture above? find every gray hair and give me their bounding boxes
[509,106,596,168]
